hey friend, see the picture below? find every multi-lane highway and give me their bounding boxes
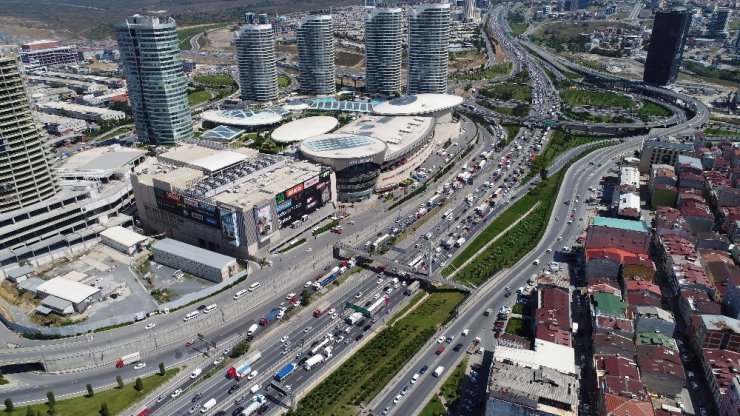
[373,139,641,416]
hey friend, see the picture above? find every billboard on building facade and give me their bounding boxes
[253,203,275,242]
[154,188,220,228]
[274,169,331,229]
[221,208,241,247]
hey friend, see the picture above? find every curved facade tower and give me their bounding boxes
[236,24,278,103]
[116,15,193,145]
[407,3,450,95]
[297,15,336,95]
[364,7,403,96]
[0,56,57,213]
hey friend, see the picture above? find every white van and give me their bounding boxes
[250,384,262,394]
[200,398,216,413]
[433,366,445,377]
[233,289,248,300]
[248,282,261,292]
[183,310,200,322]
[203,304,218,314]
[247,323,259,336]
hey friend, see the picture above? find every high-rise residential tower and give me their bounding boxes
[464,0,476,21]
[236,23,278,103]
[296,14,335,95]
[643,9,691,86]
[0,55,57,213]
[709,8,731,39]
[116,15,193,145]
[364,7,403,96]
[407,3,450,95]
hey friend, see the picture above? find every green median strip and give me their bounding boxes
[287,290,466,416]
[420,357,469,416]
[3,368,181,416]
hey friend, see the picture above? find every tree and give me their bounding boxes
[46,406,55,416]
[159,362,166,376]
[46,392,55,406]
[25,406,34,416]
[115,375,123,389]
[230,340,251,358]
[134,377,143,392]
[99,403,109,416]
[86,384,94,397]
[540,168,548,181]
[4,398,13,412]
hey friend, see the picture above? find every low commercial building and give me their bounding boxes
[36,101,126,122]
[0,145,148,268]
[638,139,695,173]
[492,338,576,375]
[693,314,740,353]
[485,361,579,416]
[152,238,238,283]
[132,142,334,259]
[35,276,101,314]
[21,40,77,67]
[34,112,87,135]
[5,265,35,283]
[99,226,148,255]
[585,216,651,255]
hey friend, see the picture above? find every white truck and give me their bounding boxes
[303,354,325,370]
[116,352,141,368]
[433,366,445,377]
[200,398,217,413]
[247,323,259,336]
[240,394,266,415]
[345,311,363,325]
[310,335,334,356]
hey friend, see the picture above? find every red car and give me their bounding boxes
[185,339,195,347]
[494,331,502,338]
[436,345,446,355]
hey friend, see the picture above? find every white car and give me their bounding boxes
[247,370,258,380]
[134,362,146,370]
[355,292,363,299]
[437,336,445,343]
[304,281,312,288]
[250,384,262,394]
[411,373,420,384]
[373,293,381,300]
[376,278,384,284]
[330,313,338,320]
[213,357,224,366]
[144,323,156,330]
[190,368,202,379]
[286,293,296,300]
[171,389,183,398]
[280,336,289,343]
[393,394,402,404]
[328,308,336,315]
[462,329,470,336]
[545,248,552,253]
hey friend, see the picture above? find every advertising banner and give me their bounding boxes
[253,204,275,242]
[274,168,332,229]
[154,188,220,228]
[221,209,241,247]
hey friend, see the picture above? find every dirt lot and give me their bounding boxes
[200,26,236,54]
[0,16,70,41]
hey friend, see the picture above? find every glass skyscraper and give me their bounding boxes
[407,3,450,95]
[364,7,403,96]
[297,15,336,95]
[116,15,193,145]
[0,55,57,212]
[236,23,278,103]
[643,9,691,86]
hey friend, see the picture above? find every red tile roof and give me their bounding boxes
[626,280,662,296]
[595,354,641,379]
[701,348,740,392]
[535,324,572,346]
[596,315,634,332]
[638,358,686,380]
[637,345,683,365]
[601,375,650,401]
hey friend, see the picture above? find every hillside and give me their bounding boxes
[0,0,359,41]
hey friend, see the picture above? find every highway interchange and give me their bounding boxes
[3,3,711,416]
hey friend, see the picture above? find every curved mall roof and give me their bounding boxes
[299,133,387,161]
[201,108,283,127]
[271,116,339,143]
[372,93,463,116]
